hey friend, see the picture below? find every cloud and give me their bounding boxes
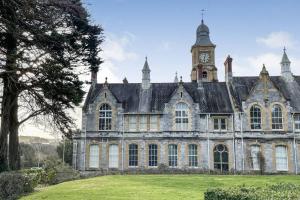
[102,32,138,62]
[232,52,300,77]
[256,32,297,49]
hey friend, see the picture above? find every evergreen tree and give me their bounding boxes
[0,0,103,171]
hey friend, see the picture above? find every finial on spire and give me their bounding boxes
[201,9,206,23]
[145,56,147,61]
[174,72,179,83]
[105,77,108,84]
[283,46,286,53]
[179,76,183,84]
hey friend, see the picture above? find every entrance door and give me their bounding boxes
[109,144,119,168]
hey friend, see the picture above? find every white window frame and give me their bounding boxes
[129,144,138,167]
[128,116,137,131]
[150,115,158,131]
[250,145,260,170]
[250,105,262,130]
[99,104,112,130]
[168,144,178,167]
[188,144,198,167]
[148,144,158,167]
[272,105,283,130]
[89,144,99,168]
[175,103,189,131]
[294,114,300,131]
[275,145,288,171]
[109,144,119,168]
[213,118,227,131]
[139,115,147,131]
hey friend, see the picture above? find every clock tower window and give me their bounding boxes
[202,71,207,79]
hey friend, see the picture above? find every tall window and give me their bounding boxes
[250,105,261,130]
[109,144,119,168]
[213,118,227,131]
[168,144,178,167]
[89,144,99,168]
[188,144,198,167]
[175,103,189,131]
[149,144,158,167]
[139,115,147,131]
[129,144,138,167]
[99,104,112,130]
[276,145,288,171]
[214,144,228,172]
[129,116,137,131]
[272,105,283,130]
[294,114,300,131]
[250,145,260,170]
[150,116,158,131]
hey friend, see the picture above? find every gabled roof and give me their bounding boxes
[230,76,300,112]
[83,82,233,113]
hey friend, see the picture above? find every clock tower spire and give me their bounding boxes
[191,17,218,82]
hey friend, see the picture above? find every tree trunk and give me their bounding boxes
[9,93,20,170]
[0,80,11,172]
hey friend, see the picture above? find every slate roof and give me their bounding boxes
[84,82,233,113]
[230,76,300,112]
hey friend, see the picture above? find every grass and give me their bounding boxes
[21,174,300,200]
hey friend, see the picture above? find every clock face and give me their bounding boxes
[199,52,210,63]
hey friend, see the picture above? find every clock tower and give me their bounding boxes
[191,20,218,82]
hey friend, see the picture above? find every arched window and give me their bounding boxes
[99,104,112,130]
[175,103,189,131]
[202,71,208,79]
[214,144,228,172]
[250,105,261,130]
[272,105,283,130]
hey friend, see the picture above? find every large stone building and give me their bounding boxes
[73,20,300,174]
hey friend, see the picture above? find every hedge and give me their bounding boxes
[205,183,300,200]
[0,172,34,200]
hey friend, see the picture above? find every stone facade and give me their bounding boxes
[73,20,300,174]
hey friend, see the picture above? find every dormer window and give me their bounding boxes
[175,103,189,131]
[213,118,227,131]
[99,104,112,130]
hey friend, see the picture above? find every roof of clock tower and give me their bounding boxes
[192,20,215,47]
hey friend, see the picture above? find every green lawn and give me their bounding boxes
[22,175,300,200]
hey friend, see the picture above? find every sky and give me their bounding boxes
[20,0,300,138]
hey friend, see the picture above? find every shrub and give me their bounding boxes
[204,183,300,200]
[0,172,34,200]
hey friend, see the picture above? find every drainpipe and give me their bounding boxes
[292,113,298,174]
[83,114,87,171]
[232,114,236,174]
[121,113,125,172]
[206,114,210,171]
[240,112,245,173]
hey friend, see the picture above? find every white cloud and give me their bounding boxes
[256,32,297,49]
[232,52,300,77]
[102,32,138,62]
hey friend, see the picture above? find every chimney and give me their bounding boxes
[197,64,203,89]
[91,69,98,86]
[224,55,233,82]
